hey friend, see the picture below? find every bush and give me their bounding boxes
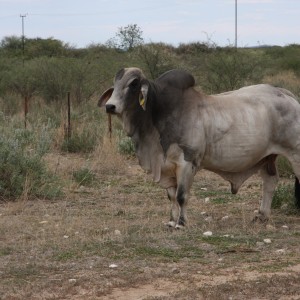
[204,47,264,93]
[277,156,294,178]
[265,44,300,76]
[0,128,62,199]
[136,43,178,79]
[116,130,135,156]
[61,132,96,153]
[272,183,294,209]
[61,126,99,153]
[0,93,22,115]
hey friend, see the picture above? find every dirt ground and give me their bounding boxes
[1,153,300,300]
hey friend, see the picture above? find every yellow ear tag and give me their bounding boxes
[139,98,145,106]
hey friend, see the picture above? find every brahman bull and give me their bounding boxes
[99,67,300,228]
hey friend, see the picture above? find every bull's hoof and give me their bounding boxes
[165,221,185,229]
[175,224,185,230]
[165,221,176,228]
[252,213,269,223]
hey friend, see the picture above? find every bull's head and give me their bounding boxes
[98,67,149,115]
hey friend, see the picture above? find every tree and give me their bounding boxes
[0,36,23,56]
[109,24,144,51]
[137,43,177,79]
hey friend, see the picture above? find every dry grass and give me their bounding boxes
[263,70,300,98]
[92,136,128,175]
[1,145,300,299]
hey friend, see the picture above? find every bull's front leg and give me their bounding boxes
[174,161,196,229]
[166,187,179,228]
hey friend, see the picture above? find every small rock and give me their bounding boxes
[200,211,207,215]
[201,187,208,191]
[114,230,121,236]
[223,234,230,238]
[254,209,259,214]
[205,216,213,222]
[263,238,272,244]
[39,221,48,224]
[109,264,118,268]
[221,216,229,221]
[68,278,76,284]
[204,197,210,203]
[276,249,286,255]
[282,225,289,230]
[266,224,276,231]
[75,231,79,235]
[203,231,213,237]
[63,235,69,239]
[171,267,180,274]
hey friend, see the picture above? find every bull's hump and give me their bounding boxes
[156,69,195,90]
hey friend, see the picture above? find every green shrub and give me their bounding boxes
[204,47,264,93]
[272,183,294,209]
[0,129,62,199]
[61,128,98,153]
[277,156,294,178]
[136,43,178,79]
[265,44,300,76]
[116,130,135,156]
[73,168,95,186]
[0,93,22,115]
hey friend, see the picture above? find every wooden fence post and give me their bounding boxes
[24,95,28,129]
[67,91,71,139]
[108,113,112,140]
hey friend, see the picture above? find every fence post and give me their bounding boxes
[108,113,112,140]
[24,95,28,129]
[67,91,71,139]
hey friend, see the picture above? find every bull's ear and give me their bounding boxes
[139,82,149,111]
[98,87,114,107]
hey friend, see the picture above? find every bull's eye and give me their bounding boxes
[129,78,139,91]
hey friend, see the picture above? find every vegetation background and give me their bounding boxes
[1,25,300,199]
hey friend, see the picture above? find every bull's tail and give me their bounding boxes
[295,177,300,209]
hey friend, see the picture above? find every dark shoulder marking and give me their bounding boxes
[156,69,195,90]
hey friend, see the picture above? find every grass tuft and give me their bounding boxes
[73,167,96,186]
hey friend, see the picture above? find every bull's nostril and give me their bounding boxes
[106,104,116,114]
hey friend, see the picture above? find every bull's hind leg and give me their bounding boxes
[286,155,300,209]
[280,150,300,209]
[175,161,195,229]
[254,163,279,222]
[166,187,179,228]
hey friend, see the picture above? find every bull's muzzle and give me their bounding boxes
[106,104,116,114]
